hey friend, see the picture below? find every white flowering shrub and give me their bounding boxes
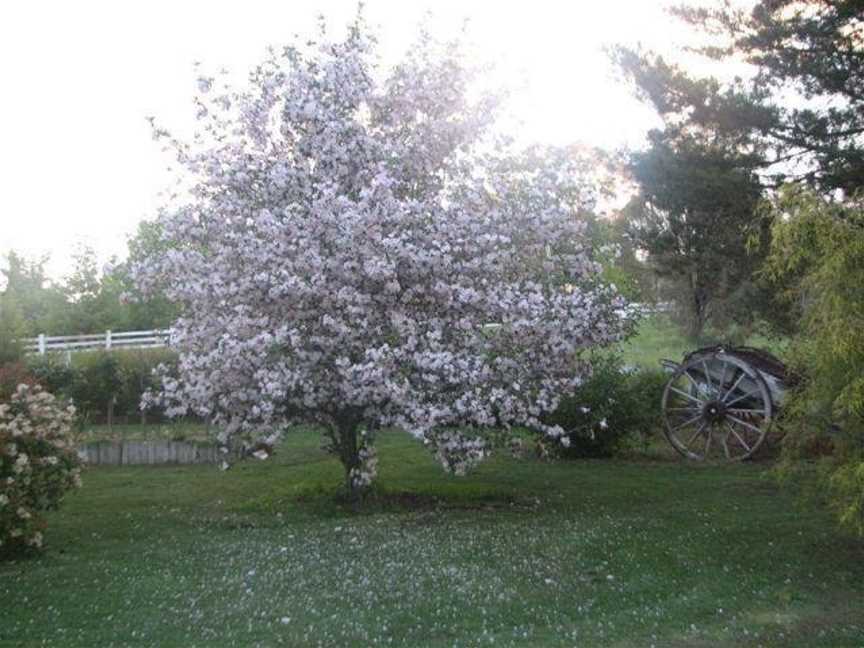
[0,384,82,554]
[133,17,629,497]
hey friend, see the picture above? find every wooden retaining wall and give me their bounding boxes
[78,441,228,466]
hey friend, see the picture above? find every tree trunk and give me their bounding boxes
[687,300,708,341]
[107,396,115,431]
[335,417,362,502]
[139,372,147,424]
[687,317,704,342]
[687,270,709,341]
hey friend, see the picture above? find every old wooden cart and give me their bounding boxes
[660,345,792,461]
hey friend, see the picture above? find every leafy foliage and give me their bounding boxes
[27,350,176,425]
[68,352,122,427]
[544,355,666,458]
[764,187,864,535]
[0,362,37,402]
[585,213,657,304]
[0,252,67,337]
[0,234,178,341]
[0,293,25,366]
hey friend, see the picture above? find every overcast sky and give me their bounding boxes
[0,0,739,278]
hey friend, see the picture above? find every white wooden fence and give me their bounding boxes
[23,329,170,355]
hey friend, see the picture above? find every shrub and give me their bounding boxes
[0,362,37,402]
[27,356,75,395]
[114,349,176,424]
[26,349,178,425]
[67,352,121,425]
[544,355,666,458]
[0,384,82,555]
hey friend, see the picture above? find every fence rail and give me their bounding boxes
[23,329,170,355]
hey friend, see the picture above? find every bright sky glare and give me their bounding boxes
[0,0,736,278]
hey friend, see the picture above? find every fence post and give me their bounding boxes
[105,330,112,350]
[38,334,45,355]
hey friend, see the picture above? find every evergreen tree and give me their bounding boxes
[613,0,864,194]
[624,133,766,339]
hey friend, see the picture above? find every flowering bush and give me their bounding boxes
[0,384,81,554]
[133,16,630,497]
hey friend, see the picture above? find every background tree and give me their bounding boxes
[614,0,864,534]
[60,245,128,334]
[0,293,25,366]
[0,252,66,336]
[0,237,179,342]
[764,187,864,535]
[606,1,864,337]
[133,18,628,498]
[580,211,657,304]
[111,221,180,331]
[623,132,766,339]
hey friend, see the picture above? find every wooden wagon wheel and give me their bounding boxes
[661,351,773,461]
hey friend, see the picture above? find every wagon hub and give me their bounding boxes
[702,400,727,424]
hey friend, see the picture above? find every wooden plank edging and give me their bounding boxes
[78,440,232,466]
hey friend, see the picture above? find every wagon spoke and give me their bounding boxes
[703,430,712,458]
[727,415,765,435]
[725,390,760,408]
[701,359,713,393]
[721,371,746,403]
[721,433,731,459]
[681,369,705,394]
[669,385,703,405]
[684,421,707,449]
[726,422,751,453]
[672,412,704,432]
[727,407,766,415]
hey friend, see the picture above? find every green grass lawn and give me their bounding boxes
[2,427,862,647]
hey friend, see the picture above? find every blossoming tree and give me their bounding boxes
[133,19,629,496]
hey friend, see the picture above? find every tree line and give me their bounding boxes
[0,222,177,363]
[612,0,863,341]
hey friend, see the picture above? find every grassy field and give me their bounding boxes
[2,427,862,647]
[619,315,788,369]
